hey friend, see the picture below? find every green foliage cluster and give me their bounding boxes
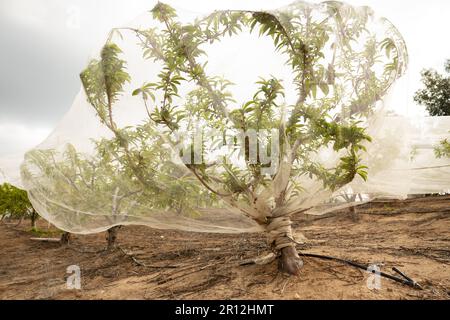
[414,60,450,117]
[435,139,450,159]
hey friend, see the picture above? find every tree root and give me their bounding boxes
[239,248,304,275]
[240,253,277,266]
[117,246,178,269]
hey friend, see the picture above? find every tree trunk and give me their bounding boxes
[60,232,71,245]
[266,215,303,275]
[30,210,37,229]
[347,194,359,222]
[349,205,359,222]
[106,226,121,250]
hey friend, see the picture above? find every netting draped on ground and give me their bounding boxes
[2,1,448,235]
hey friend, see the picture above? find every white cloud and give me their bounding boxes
[2,0,49,29]
[0,122,50,186]
[0,122,51,156]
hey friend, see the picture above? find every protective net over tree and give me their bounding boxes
[14,1,450,273]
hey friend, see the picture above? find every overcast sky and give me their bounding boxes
[0,0,449,157]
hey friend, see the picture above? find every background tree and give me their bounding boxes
[0,183,38,229]
[22,146,134,249]
[414,60,450,116]
[414,60,450,159]
[22,140,207,249]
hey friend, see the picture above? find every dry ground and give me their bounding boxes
[0,196,449,300]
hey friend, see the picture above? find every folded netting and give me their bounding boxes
[16,1,449,235]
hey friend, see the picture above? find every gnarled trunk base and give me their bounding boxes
[279,246,303,275]
[266,215,303,275]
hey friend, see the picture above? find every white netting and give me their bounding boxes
[0,1,448,244]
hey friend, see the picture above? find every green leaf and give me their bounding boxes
[311,84,317,99]
[357,170,368,181]
[319,83,329,96]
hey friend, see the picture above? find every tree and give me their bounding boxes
[0,183,38,229]
[414,60,450,116]
[24,2,406,275]
[22,144,139,249]
[22,136,207,249]
[414,60,450,159]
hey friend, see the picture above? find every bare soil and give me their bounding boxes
[0,196,449,300]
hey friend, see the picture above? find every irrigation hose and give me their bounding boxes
[300,252,423,290]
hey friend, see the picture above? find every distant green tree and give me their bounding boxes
[414,60,450,116]
[0,183,38,229]
[414,60,450,159]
